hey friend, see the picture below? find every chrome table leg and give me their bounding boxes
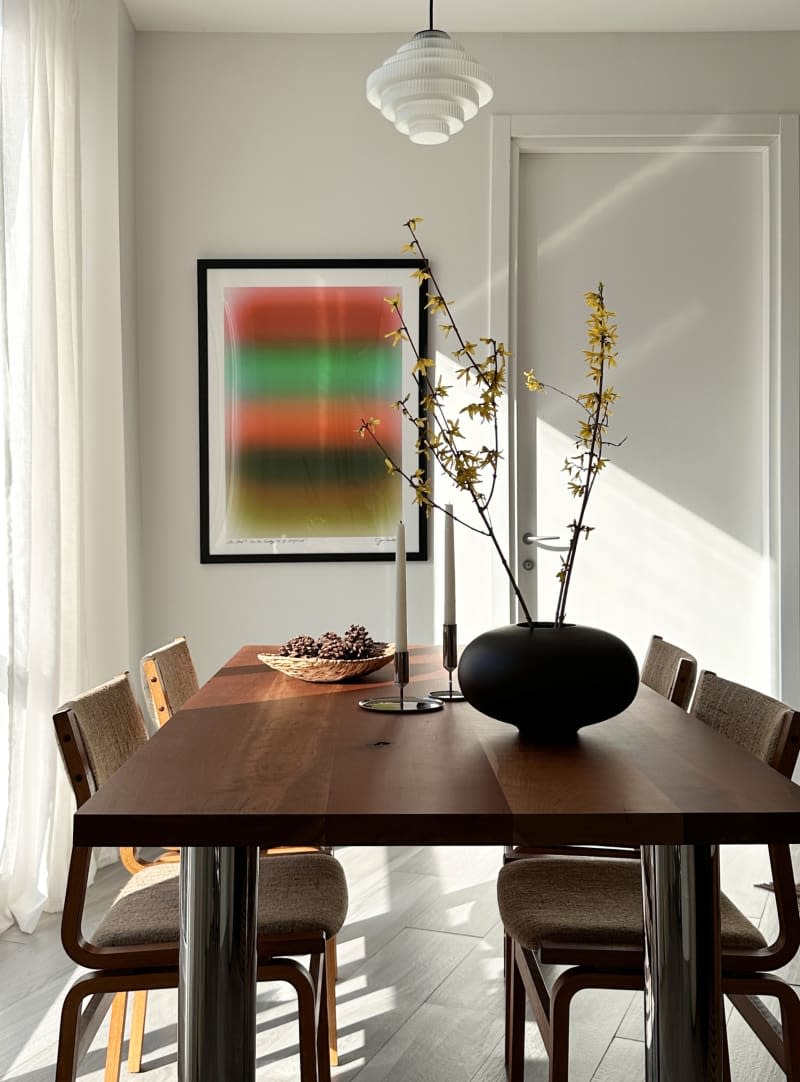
[641,844,723,1081]
[179,846,259,1082]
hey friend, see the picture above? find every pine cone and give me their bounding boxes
[280,634,319,658]
[341,623,375,659]
[317,632,345,660]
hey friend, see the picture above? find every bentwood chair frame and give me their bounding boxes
[139,635,342,1066]
[500,671,800,1082]
[54,675,339,1082]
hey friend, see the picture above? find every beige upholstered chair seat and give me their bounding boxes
[498,855,765,952]
[95,852,348,947]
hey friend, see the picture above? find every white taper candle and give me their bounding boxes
[395,521,407,652]
[444,504,456,625]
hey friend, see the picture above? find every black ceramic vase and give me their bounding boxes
[457,622,639,741]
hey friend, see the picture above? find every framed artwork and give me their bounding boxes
[198,258,428,562]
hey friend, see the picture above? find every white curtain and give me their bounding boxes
[0,0,86,934]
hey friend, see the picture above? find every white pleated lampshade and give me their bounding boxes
[366,29,493,146]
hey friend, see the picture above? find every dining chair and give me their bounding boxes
[503,632,698,866]
[54,672,347,1082]
[128,637,198,880]
[140,635,343,1066]
[139,635,199,729]
[497,672,800,1082]
[640,632,698,710]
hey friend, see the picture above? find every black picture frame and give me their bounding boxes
[198,258,428,563]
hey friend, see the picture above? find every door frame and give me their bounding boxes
[489,113,800,704]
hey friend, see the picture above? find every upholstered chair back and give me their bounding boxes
[140,636,199,728]
[641,634,698,710]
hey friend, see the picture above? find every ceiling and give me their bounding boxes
[122,0,800,35]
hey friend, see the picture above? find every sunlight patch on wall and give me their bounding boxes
[533,421,773,693]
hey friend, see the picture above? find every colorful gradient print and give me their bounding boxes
[224,284,403,539]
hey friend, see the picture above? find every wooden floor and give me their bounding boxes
[0,844,797,1082]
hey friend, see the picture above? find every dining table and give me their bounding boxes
[73,643,800,1082]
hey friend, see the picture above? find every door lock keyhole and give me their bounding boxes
[522,558,534,571]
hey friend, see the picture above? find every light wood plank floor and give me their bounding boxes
[0,844,796,1081]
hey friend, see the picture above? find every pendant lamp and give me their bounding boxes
[366,1,493,146]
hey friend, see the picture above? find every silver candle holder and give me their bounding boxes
[359,649,443,713]
[429,624,465,701]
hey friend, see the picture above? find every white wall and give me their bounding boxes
[134,30,800,681]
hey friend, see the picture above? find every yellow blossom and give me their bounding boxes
[357,417,381,439]
[425,292,451,313]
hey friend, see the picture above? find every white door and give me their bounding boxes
[515,148,772,691]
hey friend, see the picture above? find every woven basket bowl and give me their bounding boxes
[258,643,394,684]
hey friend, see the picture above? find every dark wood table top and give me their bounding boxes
[74,644,800,848]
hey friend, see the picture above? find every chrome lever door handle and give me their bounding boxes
[522,533,559,545]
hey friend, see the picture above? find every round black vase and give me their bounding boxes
[457,622,639,741]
